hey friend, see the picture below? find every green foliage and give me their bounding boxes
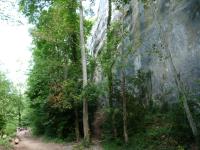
[82,83,100,102]
[170,103,194,146]
[102,102,198,149]
[0,72,22,135]
[21,0,96,141]
[87,56,97,81]
[127,97,146,134]
[0,138,12,150]
[0,72,22,149]
[19,0,200,149]
[100,21,122,74]
[102,111,176,149]
[0,115,5,134]
[101,75,146,140]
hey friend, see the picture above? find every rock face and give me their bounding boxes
[88,0,200,104]
[87,0,108,57]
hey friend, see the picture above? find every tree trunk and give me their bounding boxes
[18,94,22,127]
[157,3,199,144]
[107,0,112,28]
[79,0,90,142]
[107,0,112,108]
[121,3,128,143]
[74,106,80,142]
[18,107,21,127]
[121,70,128,143]
[108,72,117,137]
[106,0,117,138]
[166,48,199,146]
[112,112,117,138]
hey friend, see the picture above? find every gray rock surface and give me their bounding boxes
[87,0,200,104]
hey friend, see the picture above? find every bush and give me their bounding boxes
[0,115,6,135]
[127,98,146,135]
[102,104,190,150]
[0,137,13,150]
[170,103,194,147]
[4,122,17,136]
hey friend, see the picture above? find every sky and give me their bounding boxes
[0,0,100,90]
[0,0,32,89]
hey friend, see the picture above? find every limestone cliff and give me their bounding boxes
[87,0,200,104]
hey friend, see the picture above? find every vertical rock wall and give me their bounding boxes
[87,0,200,104]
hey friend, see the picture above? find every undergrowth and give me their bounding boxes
[102,104,194,150]
[0,138,13,150]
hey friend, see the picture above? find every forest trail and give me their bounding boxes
[13,130,102,150]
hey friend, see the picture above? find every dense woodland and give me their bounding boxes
[0,0,200,149]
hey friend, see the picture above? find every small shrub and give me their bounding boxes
[0,138,12,150]
[0,115,6,135]
[170,104,194,146]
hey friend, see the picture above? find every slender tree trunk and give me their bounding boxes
[107,0,117,138]
[107,0,112,28]
[107,0,112,107]
[108,72,117,137]
[79,0,90,142]
[120,3,128,143]
[18,94,22,127]
[64,62,68,80]
[18,107,21,127]
[108,72,113,108]
[166,48,199,146]
[111,112,117,137]
[156,2,199,145]
[121,70,128,143]
[75,106,80,142]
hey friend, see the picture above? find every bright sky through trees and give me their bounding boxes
[0,0,99,88]
[0,0,32,88]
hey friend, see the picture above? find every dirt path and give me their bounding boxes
[14,137,73,150]
[13,130,102,150]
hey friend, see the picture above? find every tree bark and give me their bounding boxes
[107,0,112,108]
[121,70,128,143]
[107,0,112,28]
[18,107,21,127]
[166,48,199,146]
[156,3,199,144]
[79,0,90,142]
[75,106,80,142]
[18,94,22,127]
[121,3,128,143]
[106,0,117,138]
